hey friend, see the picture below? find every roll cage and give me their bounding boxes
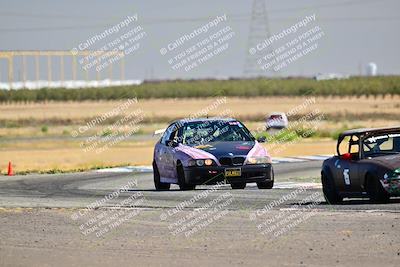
[336,127,400,160]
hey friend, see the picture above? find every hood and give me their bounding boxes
[193,141,255,158]
[367,154,400,170]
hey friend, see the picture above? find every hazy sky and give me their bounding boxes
[0,0,399,81]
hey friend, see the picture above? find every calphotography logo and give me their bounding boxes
[75,15,138,51]
[70,13,147,73]
[70,180,143,238]
[70,97,147,155]
[250,13,325,72]
[159,182,234,237]
[250,188,323,240]
[160,14,235,72]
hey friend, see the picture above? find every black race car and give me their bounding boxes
[321,126,400,203]
[153,118,274,190]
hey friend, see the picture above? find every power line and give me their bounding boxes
[267,0,391,13]
[0,15,399,33]
[0,11,112,20]
[0,0,398,33]
[0,0,392,19]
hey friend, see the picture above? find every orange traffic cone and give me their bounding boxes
[7,161,13,176]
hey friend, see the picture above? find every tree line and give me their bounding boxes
[0,76,399,103]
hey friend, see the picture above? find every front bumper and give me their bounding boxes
[183,163,273,185]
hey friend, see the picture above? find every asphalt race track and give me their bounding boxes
[0,161,399,210]
[0,161,399,266]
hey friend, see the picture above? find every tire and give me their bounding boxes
[257,180,274,189]
[231,182,246,189]
[153,162,170,191]
[321,171,343,204]
[177,165,196,190]
[366,174,390,203]
[257,167,274,189]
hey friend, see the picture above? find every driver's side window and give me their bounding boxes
[378,138,393,151]
[160,124,178,146]
[364,136,394,154]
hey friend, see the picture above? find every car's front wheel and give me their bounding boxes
[257,167,274,189]
[177,164,196,190]
[321,171,343,204]
[153,162,170,191]
[366,174,390,203]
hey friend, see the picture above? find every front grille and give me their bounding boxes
[219,156,245,166]
[232,157,245,165]
[219,157,232,166]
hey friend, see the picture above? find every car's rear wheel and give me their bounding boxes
[366,174,390,203]
[321,171,343,204]
[231,182,246,189]
[257,167,274,189]
[153,162,170,191]
[177,164,196,190]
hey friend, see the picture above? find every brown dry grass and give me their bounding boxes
[0,140,154,173]
[1,96,399,121]
[0,96,398,173]
[0,138,336,173]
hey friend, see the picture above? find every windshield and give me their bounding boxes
[363,133,400,157]
[181,120,254,146]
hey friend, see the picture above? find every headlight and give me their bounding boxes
[246,156,270,164]
[384,168,400,181]
[196,159,205,166]
[384,173,389,180]
[204,159,213,166]
[188,159,214,167]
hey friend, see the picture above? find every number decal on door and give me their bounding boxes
[343,169,351,185]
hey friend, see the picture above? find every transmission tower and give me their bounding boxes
[243,0,273,78]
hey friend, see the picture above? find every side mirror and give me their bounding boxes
[166,140,179,148]
[257,136,267,143]
[341,153,352,160]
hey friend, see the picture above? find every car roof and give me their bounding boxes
[268,112,286,116]
[336,126,400,155]
[172,117,237,124]
[340,126,400,137]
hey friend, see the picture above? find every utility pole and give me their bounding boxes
[243,0,273,78]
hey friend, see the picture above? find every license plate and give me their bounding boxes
[225,168,241,177]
